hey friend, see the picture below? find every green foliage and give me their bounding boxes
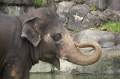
[72,29,79,34]
[32,0,45,7]
[90,22,120,33]
[91,5,97,11]
[102,22,120,33]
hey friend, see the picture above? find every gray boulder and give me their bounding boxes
[75,29,119,48]
[0,6,24,15]
[96,0,107,11]
[108,0,120,10]
[103,9,120,22]
[116,34,120,45]
[67,4,90,30]
[0,6,34,15]
[76,50,120,74]
[30,50,120,74]
[91,11,108,21]
[85,0,97,6]
[74,0,85,4]
[82,13,101,29]
[0,0,32,5]
[56,1,75,23]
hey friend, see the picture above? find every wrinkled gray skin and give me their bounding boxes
[0,7,102,79]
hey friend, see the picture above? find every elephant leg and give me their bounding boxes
[23,65,30,79]
[0,69,2,79]
[2,63,30,79]
[2,63,24,79]
[23,71,29,79]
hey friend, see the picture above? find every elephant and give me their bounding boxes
[0,7,102,79]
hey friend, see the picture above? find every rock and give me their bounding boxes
[112,10,120,17]
[82,13,101,29]
[55,0,73,2]
[75,29,118,48]
[74,0,85,4]
[56,1,75,23]
[112,11,120,21]
[96,0,107,11]
[108,0,120,10]
[0,6,35,15]
[30,50,120,75]
[59,59,77,73]
[0,6,24,15]
[30,59,77,73]
[85,0,97,6]
[103,9,120,22]
[70,69,80,75]
[76,50,120,74]
[54,0,60,2]
[0,0,32,5]
[67,4,90,30]
[116,34,120,44]
[70,4,90,18]
[86,0,107,11]
[51,70,61,74]
[91,11,108,21]
[91,11,98,16]
[103,8,113,16]
[30,61,52,72]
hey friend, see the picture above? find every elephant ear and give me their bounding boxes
[21,18,41,47]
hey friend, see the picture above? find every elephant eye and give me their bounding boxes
[52,33,62,42]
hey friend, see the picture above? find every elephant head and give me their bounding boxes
[20,7,102,70]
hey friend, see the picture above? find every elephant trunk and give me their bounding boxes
[66,42,102,66]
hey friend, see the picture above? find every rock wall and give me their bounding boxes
[1,0,120,32]
[55,0,120,33]
[0,0,120,74]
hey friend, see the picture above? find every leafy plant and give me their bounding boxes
[102,22,120,33]
[91,5,97,11]
[72,29,79,34]
[32,0,45,7]
[89,22,120,33]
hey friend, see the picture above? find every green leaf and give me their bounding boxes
[32,0,45,7]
